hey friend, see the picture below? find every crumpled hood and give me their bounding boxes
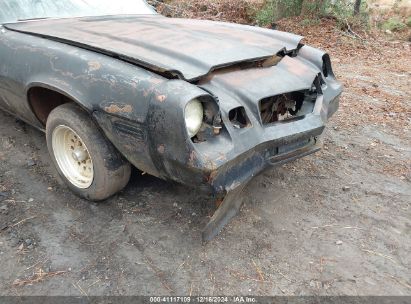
[5,15,303,81]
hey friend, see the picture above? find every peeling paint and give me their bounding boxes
[157,144,165,154]
[188,150,196,167]
[156,94,167,103]
[88,61,102,72]
[104,104,133,114]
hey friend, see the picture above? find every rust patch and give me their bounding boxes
[188,150,196,167]
[88,61,101,72]
[104,104,133,114]
[157,144,165,154]
[206,170,218,184]
[156,94,167,103]
[281,56,311,76]
[215,198,224,208]
[261,55,282,68]
[215,153,227,162]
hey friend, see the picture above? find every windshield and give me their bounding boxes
[0,0,156,23]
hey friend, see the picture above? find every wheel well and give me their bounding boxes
[28,87,73,126]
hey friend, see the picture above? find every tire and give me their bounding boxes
[46,103,131,201]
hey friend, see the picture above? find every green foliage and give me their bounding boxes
[382,17,407,32]
[406,17,411,28]
[255,3,277,26]
[255,0,369,28]
[255,0,303,25]
[328,0,369,30]
[327,0,353,19]
[301,0,329,16]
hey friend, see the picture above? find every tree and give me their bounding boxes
[354,0,362,15]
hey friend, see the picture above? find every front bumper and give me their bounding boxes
[166,53,343,194]
[211,133,322,194]
[166,110,329,196]
[163,84,340,195]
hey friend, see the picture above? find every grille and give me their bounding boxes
[260,89,318,125]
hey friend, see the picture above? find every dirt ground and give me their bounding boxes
[0,19,410,296]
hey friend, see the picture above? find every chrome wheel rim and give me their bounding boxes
[52,125,94,189]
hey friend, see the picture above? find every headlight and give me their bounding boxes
[185,99,204,138]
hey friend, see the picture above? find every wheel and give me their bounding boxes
[46,103,131,201]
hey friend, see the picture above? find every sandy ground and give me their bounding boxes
[0,22,410,296]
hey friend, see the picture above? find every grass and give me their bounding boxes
[381,17,407,32]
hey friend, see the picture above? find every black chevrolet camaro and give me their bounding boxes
[0,0,342,240]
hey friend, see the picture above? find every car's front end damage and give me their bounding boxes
[148,46,341,193]
[4,15,342,240]
[146,46,341,240]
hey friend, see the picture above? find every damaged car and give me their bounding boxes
[0,0,342,240]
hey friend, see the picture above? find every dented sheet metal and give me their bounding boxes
[5,15,303,81]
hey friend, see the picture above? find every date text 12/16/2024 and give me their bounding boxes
[149,296,257,303]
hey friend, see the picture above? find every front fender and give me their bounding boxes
[146,80,211,182]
